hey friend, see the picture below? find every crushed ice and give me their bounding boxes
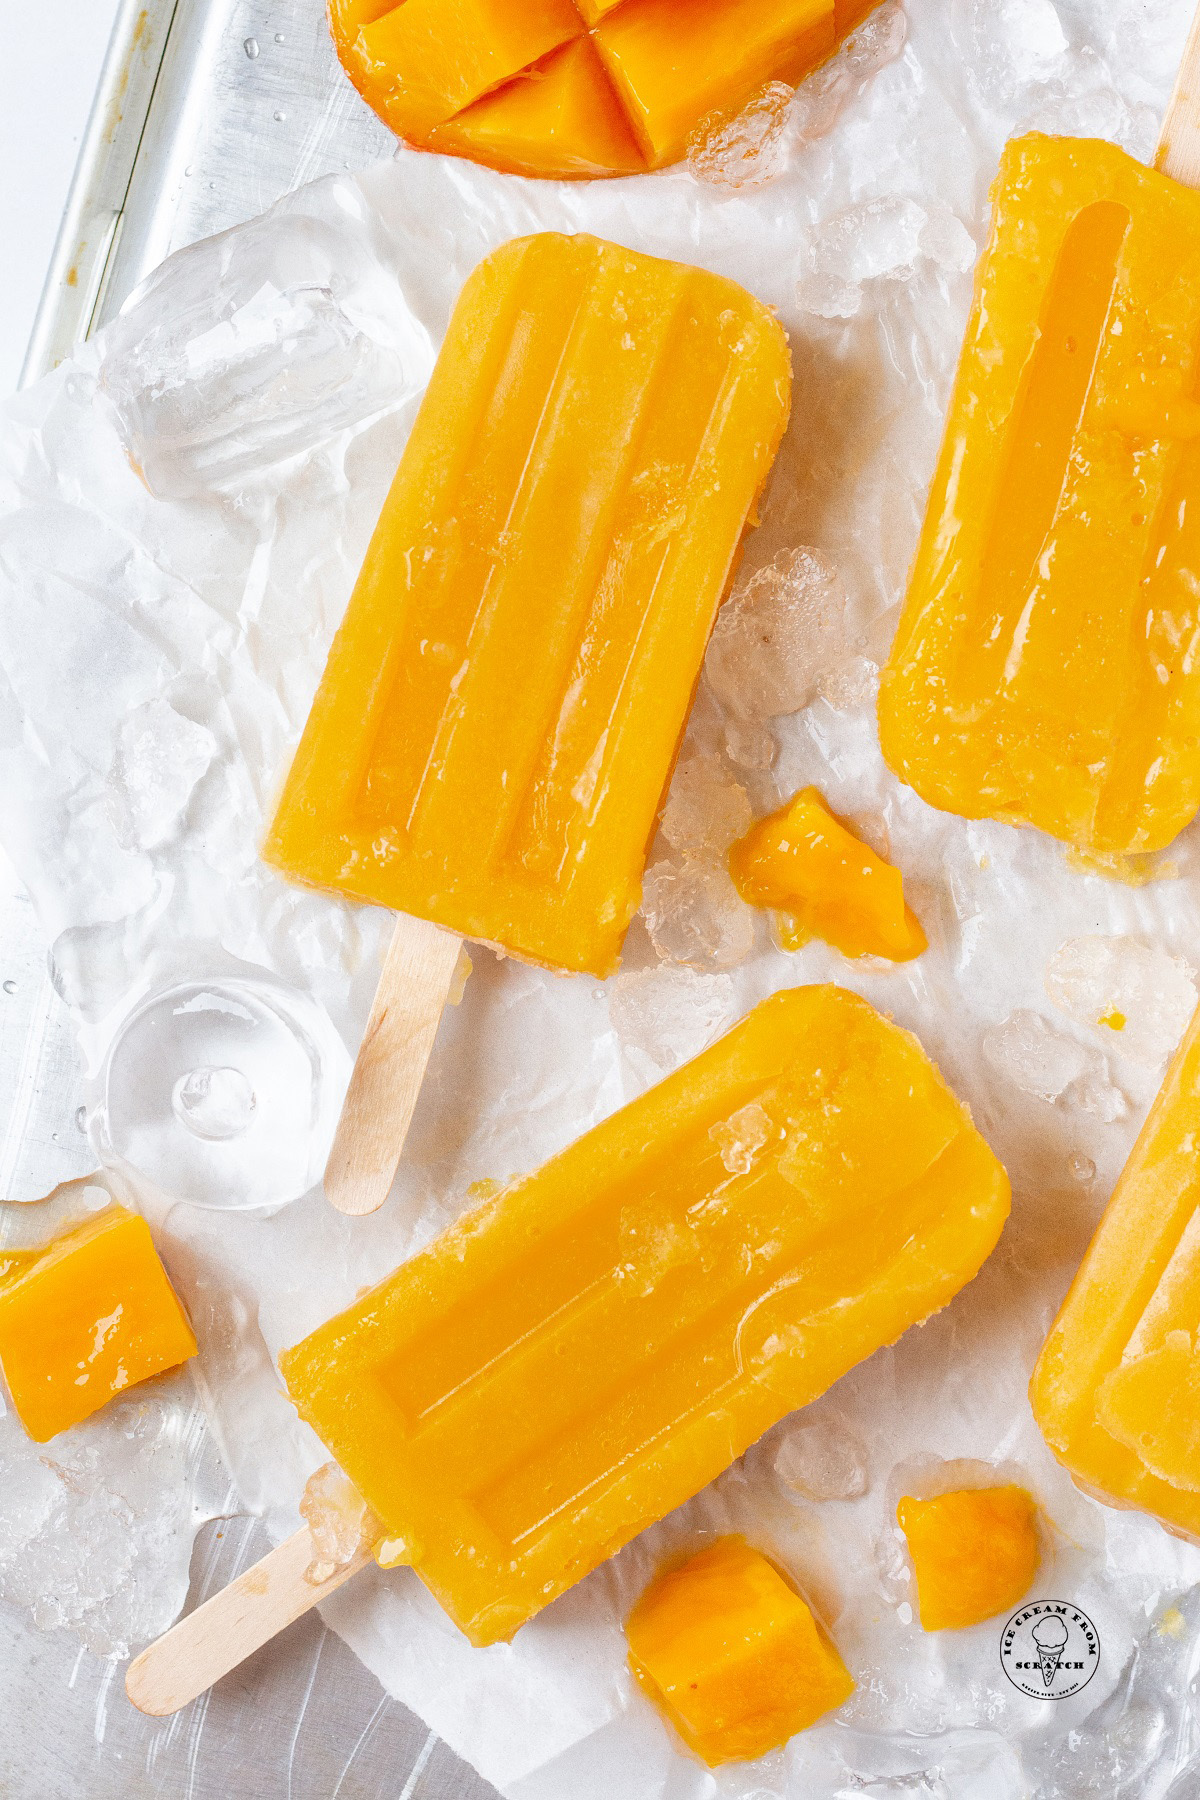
[981,1009,1127,1120]
[1046,937,1197,1070]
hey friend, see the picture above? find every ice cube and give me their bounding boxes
[686,80,795,190]
[709,1099,773,1175]
[981,1008,1125,1117]
[300,1459,380,1584]
[774,1413,869,1502]
[608,964,737,1077]
[800,198,977,320]
[660,753,752,856]
[791,0,909,145]
[1045,937,1197,1070]
[955,0,1069,108]
[0,1387,201,1658]
[107,697,216,850]
[641,855,755,970]
[705,547,849,763]
[98,176,434,500]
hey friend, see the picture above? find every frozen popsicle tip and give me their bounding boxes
[686,80,796,190]
[1045,937,1197,1071]
[981,1009,1126,1119]
[705,547,849,763]
[299,1460,382,1583]
[641,854,755,970]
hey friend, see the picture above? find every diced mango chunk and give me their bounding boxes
[357,0,584,141]
[626,1537,855,1765]
[897,1487,1039,1631]
[0,1206,197,1444]
[595,0,834,166]
[429,37,645,175]
[728,786,927,961]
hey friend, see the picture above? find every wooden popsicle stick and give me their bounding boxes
[1157,0,1200,183]
[325,915,464,1217]
[125,1525,375,1717]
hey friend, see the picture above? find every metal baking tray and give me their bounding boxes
[9,3,496,1792]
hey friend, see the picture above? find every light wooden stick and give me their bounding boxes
[125,1526,374,1717]
[324,915,464,1217]
[1157,0,1200,184]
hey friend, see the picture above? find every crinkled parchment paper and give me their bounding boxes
[5,0,1200,1793]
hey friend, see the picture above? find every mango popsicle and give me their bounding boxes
[281,985,1009,1647]
[266,230,790,1213]
[1031,1000,1200,1539]
[878,130,1200,857]
[266,233,789,975]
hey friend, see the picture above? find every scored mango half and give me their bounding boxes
[329,0,883,179]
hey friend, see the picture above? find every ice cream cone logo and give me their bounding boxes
[1032,1616,1068,1688]
[1000,1601,1099,1701]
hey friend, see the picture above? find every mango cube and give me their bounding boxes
[626,1537,854,1764]
[0,1206,197,1443]
[728,786,926,961]
[897,1486,1039,1631]
[330,0,881,179]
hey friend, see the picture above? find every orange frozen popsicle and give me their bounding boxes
[878,121,1200,857]
[280,985,1009,1647]
[1031,1000,1200,1540]
[266,231,790,1215]
[0,1206,196,1443]
[267,232,788,975]
[331,0,877,180]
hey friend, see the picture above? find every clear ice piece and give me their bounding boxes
[686,80,795,190]
[774,1413,869,1502]
[97,971,350,1211]
[981,1008,1124,1117]
[641,854,755,970]
[107,698,216,850]
[607,964,737,1077]
[660,752,752,856]
[704,546,849,762]
[98,176,434,500]
[1045,936,1197,1070]
[300,1460,380,1584]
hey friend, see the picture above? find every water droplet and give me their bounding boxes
[75,1105,88,1134]
[2,979,15,994]
[273,109,286,122]
[274,30,285,40]
[1069,1152,1097,1184]
[172,1066,257,1142]
[243,35,259,55]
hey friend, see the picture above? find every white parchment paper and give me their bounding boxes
[6,0,1200,1793]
